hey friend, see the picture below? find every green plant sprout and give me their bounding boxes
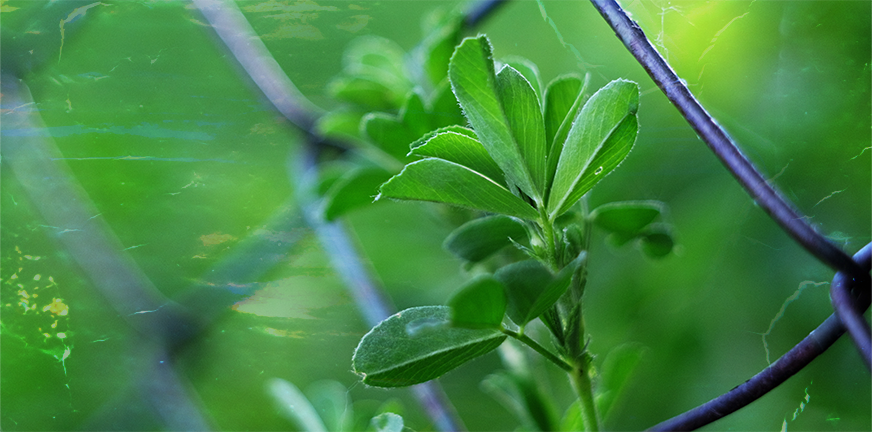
[351,34,674,431]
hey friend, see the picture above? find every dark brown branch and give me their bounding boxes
[649,243,871,431]
[588,0,865,280]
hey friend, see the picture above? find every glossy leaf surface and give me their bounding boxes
[410,132,505,187]
[548,79,640,218]
[449,35,541,203]
[352,306,506,387]
[496,65,547,195]
[377,159,539,220]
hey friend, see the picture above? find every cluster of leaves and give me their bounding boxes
[314,11,466,220]
[351,33,673,399]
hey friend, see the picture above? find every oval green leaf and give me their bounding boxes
[443,215,529,262]
[352,306,506,387]
[590,201,663,235]
[377,158,539,220]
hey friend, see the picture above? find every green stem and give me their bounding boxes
[538,210,559,271]
[570,365,600,431]
[501,328,572,372]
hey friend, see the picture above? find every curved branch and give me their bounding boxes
[830,243,872,369]
[649,244,872,431]
[464,0,510,28]
[588,0,865,280]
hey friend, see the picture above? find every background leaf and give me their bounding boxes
[370,412,407,432]
[322,167,394,221]
[443,215,529,263]
[590,201,663,236]
[377,159,539,220]
[595,343,646,422]
[267,378,328,432]
[352,306,506,387]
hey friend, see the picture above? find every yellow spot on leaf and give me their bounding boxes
[44,298,69,316]
[200,233,236,246]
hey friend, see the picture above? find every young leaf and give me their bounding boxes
[449,35,542,204]
[448,275,507,329]
[352,306,506,387]
[543,75,583,152]
[494,252,585,327]
[410,132,506,187]
[377,158,539,220]
[590,201,663,235]
[267,378,328,432]
[501,56,543,97]
[443,215,529,263]
[548,79,640,218]
[322,167,394,221]
[545,73,590,189]
[496,65,547,196]
[363,92,431,160]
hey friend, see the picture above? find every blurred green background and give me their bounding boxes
[1,0,869,431]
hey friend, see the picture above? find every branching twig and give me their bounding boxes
[648,243,871,431]
[588,0,865,280]
[830,244,872,369]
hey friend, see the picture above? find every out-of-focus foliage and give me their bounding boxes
[1,1,869,431]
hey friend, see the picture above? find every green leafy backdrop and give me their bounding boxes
[1,1,869,431]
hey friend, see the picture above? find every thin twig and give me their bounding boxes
[588,0,865,280]
[648,243,871,431]
[464,0,510,28]
[830,243,872,369]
